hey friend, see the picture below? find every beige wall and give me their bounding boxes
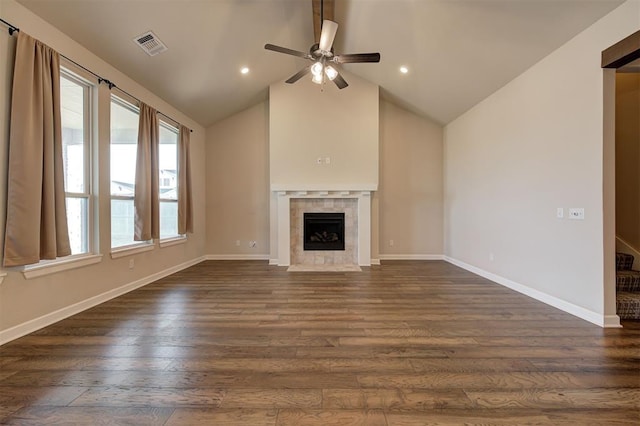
[0,0,206,337]
[269,73,379,190]
[205,92,444,261]
[205,102,270,256]
[444,0,639,323]
[615,72,640,251]
[378,100,443,257]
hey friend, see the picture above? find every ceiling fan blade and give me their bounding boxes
[285,66,311,84]
[332,72,348,89]
[334,52,381,64]
[265,44,311,59]
[319,20,338,52]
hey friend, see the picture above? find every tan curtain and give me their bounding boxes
[134,103,160,241]
[178,125,193,234]
[3,32,70,267]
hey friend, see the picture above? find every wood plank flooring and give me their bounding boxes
[0,260,638,425]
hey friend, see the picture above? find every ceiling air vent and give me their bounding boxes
[133,31,167,56]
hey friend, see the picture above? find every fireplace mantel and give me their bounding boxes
[270,184,377,192]
[272,189,372,267]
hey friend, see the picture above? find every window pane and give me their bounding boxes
[61,76,85,194]
[111,198,136,248]
[111,99,138,197]
[66,197,88,255]
[159,123,179,239]
[111,97,140,249]
[160,201,178,239]
[159,124,178,201]
[60,71,92,257]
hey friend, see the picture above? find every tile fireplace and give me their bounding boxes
[271,189,373,267]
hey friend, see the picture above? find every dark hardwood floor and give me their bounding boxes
[0,260,638,425]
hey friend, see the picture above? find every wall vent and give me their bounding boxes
[133,31,168,56]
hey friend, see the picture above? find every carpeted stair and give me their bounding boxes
[616,252,640,320]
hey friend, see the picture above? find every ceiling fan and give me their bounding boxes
[264,0,381,89]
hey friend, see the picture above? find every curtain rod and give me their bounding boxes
[0,17,192,133]
[108,84,188,131]
[0,17,18,35]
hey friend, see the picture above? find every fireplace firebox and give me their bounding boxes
[303,212,345,251]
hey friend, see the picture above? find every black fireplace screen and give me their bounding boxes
[303,212,345,251]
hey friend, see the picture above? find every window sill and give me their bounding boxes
[159,236,187,248]
[110,243,155,259]
[20,254,103,280]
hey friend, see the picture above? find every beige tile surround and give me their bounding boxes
[290,198,358,266]
[273,190,372,267]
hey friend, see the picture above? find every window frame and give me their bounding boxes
[109,94,154,255]
[61,68,93,255]
[18,63,102,278]
[158,119,183,242]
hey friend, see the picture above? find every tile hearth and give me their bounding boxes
[287,265,362,272]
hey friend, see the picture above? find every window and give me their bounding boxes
[110,99,182,248]
[110,96,140,248]
[61,70,93,255]
[159,121,180,239]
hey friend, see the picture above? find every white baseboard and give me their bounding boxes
[370,258,381,265]
[0,256,207,345]
[603,315,622,328]
[379,254,444,261]
[205,254,270,261]
[443,256,621,328]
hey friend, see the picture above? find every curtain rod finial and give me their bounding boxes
[1,17,19,34]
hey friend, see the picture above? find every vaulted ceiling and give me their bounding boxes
[16,0,625,127]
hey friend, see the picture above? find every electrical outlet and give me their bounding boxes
[556,208,564,219]
[568,208,585,220]
[235,240,240,246]
[325,157,331,164]
[316,157,323,165]
[249,241,257,248]
[489,252,494,262]
[389,239,394,247]
[128,259,134,269]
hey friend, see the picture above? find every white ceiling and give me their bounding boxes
[16,0,625,127]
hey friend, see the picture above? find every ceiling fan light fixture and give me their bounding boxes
[325,65,338,81]
[312,73,324,85]
[311,61,324,77]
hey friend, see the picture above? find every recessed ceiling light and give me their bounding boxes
[399,66,409,74]
[240,67,250,75]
